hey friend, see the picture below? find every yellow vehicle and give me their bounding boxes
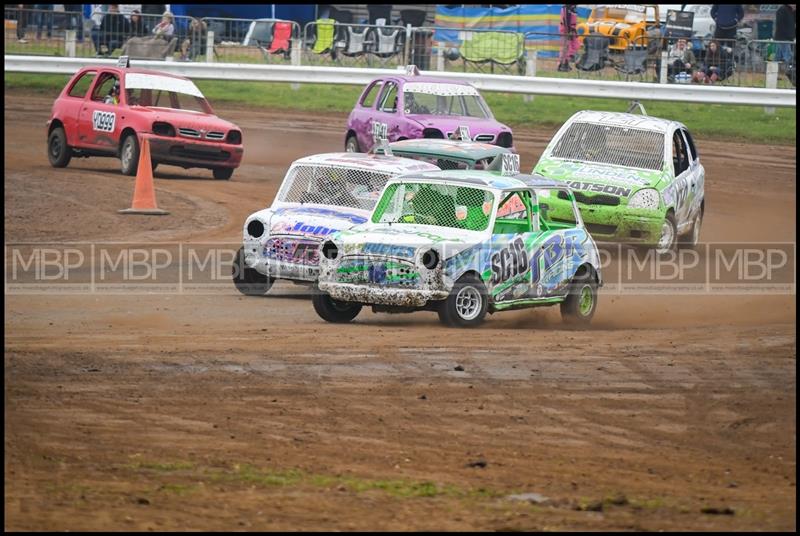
[577,4,661,51]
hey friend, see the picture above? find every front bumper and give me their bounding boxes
[548,199,664,244]
[149,136,243,169]
[319,281,449,307]
[243,240,319,282]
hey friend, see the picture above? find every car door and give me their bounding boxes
[77,70,122,151]
[669,128,693,225]
[489,190,537,303]
[351,79,384,151]
[680,128,704,220]
[58,69,97,146]
[364,79,401,151]
[531,188,586,298]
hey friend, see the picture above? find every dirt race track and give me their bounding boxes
[4,92,796,531]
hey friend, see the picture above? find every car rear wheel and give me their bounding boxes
[47,127,71,168]
[679,209,703,249]
[232,247,273,295]
[213,167,234,180]
[312,289,362,323]
[438,274,488,327]
[560,271,598,326]
[345,135,360,153]
[120,134,139,176]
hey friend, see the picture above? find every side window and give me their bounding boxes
[681,128,698,162]
[360,81,383,108]
[537,189,579,230]
[92,74,117,102]
[378,82,398,113]
[68,71,96,98]
[493,191,532,234]
[672,131,689,175]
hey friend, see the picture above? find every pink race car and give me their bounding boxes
[345,67,515,154]
[47,60,243,180]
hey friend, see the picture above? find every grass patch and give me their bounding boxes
[124,460,195,472]
[5,72,794,144]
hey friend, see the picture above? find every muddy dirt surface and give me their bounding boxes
[4,92,796,531]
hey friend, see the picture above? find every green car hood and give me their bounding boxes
[534,158,667,197]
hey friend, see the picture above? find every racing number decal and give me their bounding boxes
[490,237,528,285]
[371,121,388,140]
[92,110,116,132]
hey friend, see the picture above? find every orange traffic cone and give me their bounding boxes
[118,134,169,215]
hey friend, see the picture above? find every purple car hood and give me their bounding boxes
[406,115,509,136]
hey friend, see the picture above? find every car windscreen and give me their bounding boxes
[372,182,495,232]
[125,73,212,113]
[549,122,665,170]
[402,82,489,119]
[278,164,392,211]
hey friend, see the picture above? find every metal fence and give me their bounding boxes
[3,7,796,90]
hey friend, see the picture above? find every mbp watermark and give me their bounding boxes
[4,241,796,296]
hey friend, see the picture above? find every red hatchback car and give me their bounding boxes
[47,64,244,180]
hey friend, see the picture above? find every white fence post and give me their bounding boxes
[205,31,214,63]
[436,46,444,71]
[290,38,301,90]
[765,61,779,114]
[659,50,668,84]
[65,29,76,58]
[524,50,537,103]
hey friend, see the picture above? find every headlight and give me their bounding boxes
[247,219,265,238]
[152,121,175,137]
[420,249,439,269]
[227,130,242,144]
[628,188,661,210]
[322,240,338,260]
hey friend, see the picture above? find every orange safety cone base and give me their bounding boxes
[119,135,168,215]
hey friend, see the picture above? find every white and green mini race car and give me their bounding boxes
[533,110,705,253]
[313,169,603,327]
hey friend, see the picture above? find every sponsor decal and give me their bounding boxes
[490,237,529,285]
[92,110,116,132]
[272,206,367,225]
[567,181,631,197]
[361,243,416,259]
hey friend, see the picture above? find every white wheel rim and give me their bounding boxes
[692,214,701,244]
[122,140,134,168]
[346,139,357,152]
[657,219,675,253]
[455,285,482,321]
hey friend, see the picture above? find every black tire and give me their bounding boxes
[654,212,678,255]
[560,270,598,326]
[47,126,72,168]
[232,246,273,296]
[437,274,488,328]
[312,289,362,323]
[151,161,159,173]
[120,134,139,176]
[345,134,360,153]
[213,167,234,180]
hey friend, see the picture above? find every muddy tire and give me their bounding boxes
[345,134,360,153]
[560,271,598,326]
[232,247,273,296]
[213,167,234,181]
[47,126,71,168]
[312,290,362,323]
[437,274,488,328]
[654,212,678,255]
[120,134,139,176]
[679,208,703,249]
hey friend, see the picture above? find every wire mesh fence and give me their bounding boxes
[278,164,393,212]
[4,7,795,90]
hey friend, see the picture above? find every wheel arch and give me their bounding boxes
[573,262,601,286]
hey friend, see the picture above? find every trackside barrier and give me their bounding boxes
[4,55,795,107]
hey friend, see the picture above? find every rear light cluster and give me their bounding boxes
[496,132,513,148]
[227,130,242,144]
[152,122,175,137]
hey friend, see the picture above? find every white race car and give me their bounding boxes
[233,152,439,295]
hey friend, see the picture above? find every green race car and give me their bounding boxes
[533,110,705,253]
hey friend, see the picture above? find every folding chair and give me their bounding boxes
[267,21,292,59]
[459,31,524,74]
[576,35,611,72]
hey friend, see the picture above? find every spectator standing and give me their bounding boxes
[34,3,53,40]
[152,11,175,40]
[774,4,796,64]
[16,4,33,43]
[64,4,85,42]
[693,40,734,83]
[558,4,579,72]
[710,4,743,42]
[129,9,148,37]
[179,17,207,61]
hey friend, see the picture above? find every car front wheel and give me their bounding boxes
[213,167,234,180]
[232,246,273,296]
[47,127,72,168]
[120,134,139,176]
[438,274,488,327]
[345,135,360,153]
[312,289,362,323]
[655,212,677,255]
